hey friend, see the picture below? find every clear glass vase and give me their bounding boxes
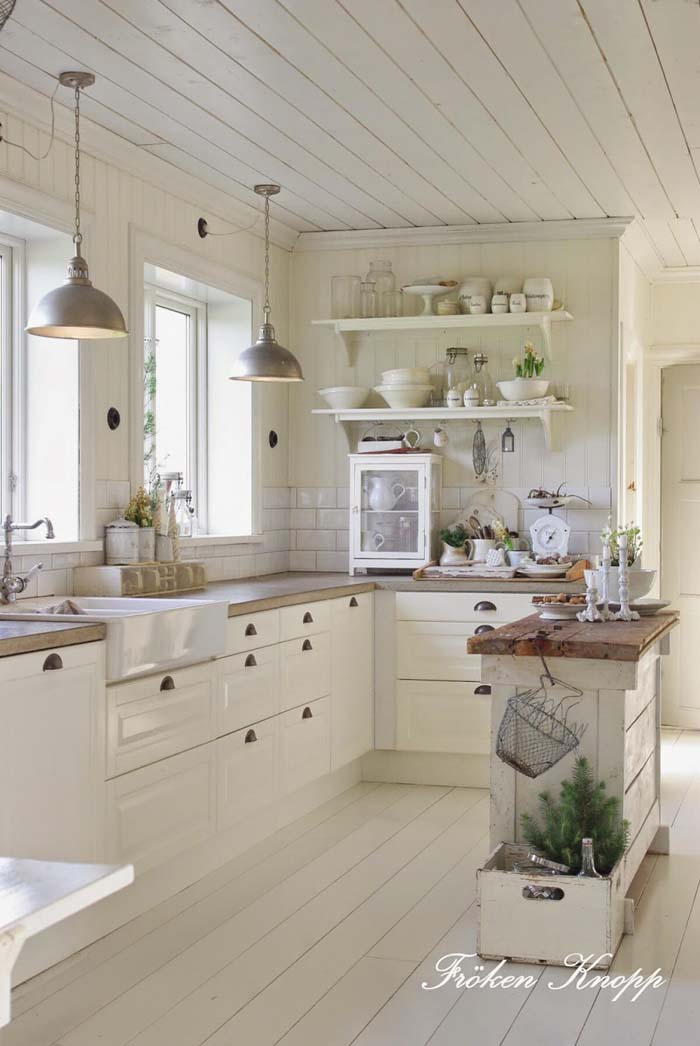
[365,260,395,298]
[331,275,361,319]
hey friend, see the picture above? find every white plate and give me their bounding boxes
[607,599,671,617]
[535,602,582,620]
[518,563,571,578]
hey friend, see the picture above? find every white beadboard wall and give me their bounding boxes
[289,237,619,569]
[0,103,292,589]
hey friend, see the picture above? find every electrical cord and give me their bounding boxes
[0,80,59,160]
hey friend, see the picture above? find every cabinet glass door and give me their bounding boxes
[356,466,421,558]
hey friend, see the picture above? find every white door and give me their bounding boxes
[661,364,700,727]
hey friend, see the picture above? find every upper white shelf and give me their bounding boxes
[312,311,573,365]
[312,403,574,452]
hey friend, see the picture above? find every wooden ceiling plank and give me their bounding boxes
[94,0,412,230]
[2,16,324,232]
[16,0,353,230]
[519,0,676,223]
[220,0,490,224]
[580,0,700,220]
[134,0,437,229]
[640,0,700,151]
[340,0,569,221]
[458,0,631,218]
[669,219,700,268]
[644,220,689,269]
[179,5,469,227]
[272,0,522,223]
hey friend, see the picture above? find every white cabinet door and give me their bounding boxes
[215,645,280,736]
[280,697,331,794]
[396,680,491,754]
[397,620,495,681]
[331,593,374,769]
[105,745,215,872]
[216,718,279,830]
[0,642,104,862]
[279,633,331,712]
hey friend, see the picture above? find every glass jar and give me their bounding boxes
[331,275,361,319]
[381,289,403,317]
[444,347,471,404]
[360,281,379,318]
[365,260,395,298]
[428,359,446,406]
[171,489,196,538]
[472,353,497,405]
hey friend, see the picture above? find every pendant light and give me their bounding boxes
[230,184,303,382]
[25,72,127,340]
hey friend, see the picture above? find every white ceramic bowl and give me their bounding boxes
[381,367,431,386]
[603,568,656,602]
[318,386,369,409]
[497,378,550,402]
[374,383,432,409]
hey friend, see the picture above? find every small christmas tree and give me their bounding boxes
[520,757,630,875]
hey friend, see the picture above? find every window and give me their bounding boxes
[143,267,254,536]
[0,215,79,539]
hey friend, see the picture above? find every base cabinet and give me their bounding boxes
[215,646,280,736]
[280,697,331,794]
[216,718,279,830]
[331,593,374,769]
[396,680,491,754]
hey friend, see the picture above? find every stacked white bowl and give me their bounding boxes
[375,367,432,409]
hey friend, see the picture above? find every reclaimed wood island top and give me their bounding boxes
[467,611,679,662]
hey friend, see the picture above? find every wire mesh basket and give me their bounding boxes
[496,685,585,779]
[0,0,15,32]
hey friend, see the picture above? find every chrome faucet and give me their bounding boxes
[1,514,55,604]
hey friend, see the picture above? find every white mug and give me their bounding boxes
[363,531,385,551]
[433,426,448,447]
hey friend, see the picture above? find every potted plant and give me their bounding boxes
[600,521,655,602]
[439,523,469,566]
[497,341,549,401]
[124,486,155,562]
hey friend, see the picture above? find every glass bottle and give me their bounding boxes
[444,347,471,404]
[578,838,603,878]
[360,281,378,318]
[171,489,196,538]
[472,353,497,406]
[365,260,395,298]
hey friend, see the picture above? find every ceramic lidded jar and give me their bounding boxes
[458,276,492,314]
[105,518,139,565]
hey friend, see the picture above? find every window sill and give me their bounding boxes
[179,534,263,547]
[10,539,103,556]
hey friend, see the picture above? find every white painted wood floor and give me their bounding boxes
[5,729,700,1046]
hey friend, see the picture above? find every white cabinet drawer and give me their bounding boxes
[397,620,497,681]
[216,646,280,736]
[396,680,491,754]
[279,599,331,640]
[105,745,215,872]
[396,591,533,624]
[280,697,331,794]
[279,632,331,712]
[107,667,214,778]
[226,609,280,655]
[216,718,279,830]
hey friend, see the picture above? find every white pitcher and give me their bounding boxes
[367,476,405,512]
[465,538,497,563]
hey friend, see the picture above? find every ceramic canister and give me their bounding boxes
[105,518,139,565]
[509,292,527,313]
[491,292,509,314]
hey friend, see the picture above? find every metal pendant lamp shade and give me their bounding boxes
[25,73,127,341]
[230,185,303,382]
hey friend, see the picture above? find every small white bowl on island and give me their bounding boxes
[318,386,369,409]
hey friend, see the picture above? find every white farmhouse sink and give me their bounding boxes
[4,597,229,681]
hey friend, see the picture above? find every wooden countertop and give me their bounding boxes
[0,619,106,658]
[467,611,679,662]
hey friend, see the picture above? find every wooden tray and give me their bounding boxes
[412,561,516,580]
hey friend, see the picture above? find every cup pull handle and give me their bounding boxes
[474,624,495,635]
[245,654,258,668]
[349,597,359,607]
[303,611,314,624]
[245,623,257,636]
[160,675,175,691]
[302,706,313,719]
[43,653,63,671]
[302,639,313,652]
[474,684,492,695]
[474,601,497,612]
[245,728,257,743]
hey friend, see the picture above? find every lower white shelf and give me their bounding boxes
[312,404,574,451]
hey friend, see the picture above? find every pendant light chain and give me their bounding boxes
[73,83,83,252]
[263,193,271,323]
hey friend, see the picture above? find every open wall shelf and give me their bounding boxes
[311,403,574,452]
[311,311,573,365]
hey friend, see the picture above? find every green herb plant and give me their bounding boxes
[601,520,643,567]
[513,341,545,379]
[439,523,468,549]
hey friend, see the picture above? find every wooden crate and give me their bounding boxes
[477,843,626,969]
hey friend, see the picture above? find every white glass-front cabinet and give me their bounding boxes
[349,453,442,574]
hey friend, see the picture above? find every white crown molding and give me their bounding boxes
[0,71,299,252]
[652,267,700,284]
[649,343,700,363]
[294,216,634,252]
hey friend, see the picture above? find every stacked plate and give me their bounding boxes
[375,367,432,409]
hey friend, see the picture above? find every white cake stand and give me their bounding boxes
[402,284,452,316]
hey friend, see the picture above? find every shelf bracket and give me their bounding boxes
[335,327,360,367]
[538,408,561,452]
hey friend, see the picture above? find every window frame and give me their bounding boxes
[0,232,27,524]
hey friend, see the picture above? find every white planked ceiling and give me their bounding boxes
[1,0,700,269]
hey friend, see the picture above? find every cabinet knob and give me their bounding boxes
[42,653,63,672]
[474,624,495,635]
[474,601,497,612]
[160,675,175,691]
[302,639,313,652]
[474,684,492,695]
[302,706,313,719]
[303,611,314,624]
[245,623,257,637]
[245,654,258,668]
[349,597,359,608]
[245,728,258,744]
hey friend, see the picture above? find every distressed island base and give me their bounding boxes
[467,611,680,968]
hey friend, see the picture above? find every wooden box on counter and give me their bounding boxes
[73,560,207,596]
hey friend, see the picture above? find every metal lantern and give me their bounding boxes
[25,73,127,340]
[502,423,515,454]
[230,185,303,383]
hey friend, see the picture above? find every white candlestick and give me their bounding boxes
[599,541,614,621]
[613,532,639,622]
